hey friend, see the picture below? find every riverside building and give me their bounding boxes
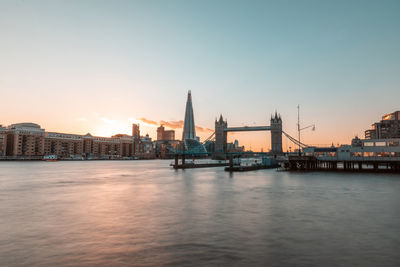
[0,125,7,156]
[365,111,400,139]
[156,125,175,141]
[300,111,400,171]
[0,123,155,160]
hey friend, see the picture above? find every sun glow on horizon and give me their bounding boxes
[94,121,131,137]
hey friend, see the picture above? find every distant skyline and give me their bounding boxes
[1,0,399,151]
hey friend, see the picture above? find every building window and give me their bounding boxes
[377,152,389,157]
[375,141,386,146]
[364,152,374,157]
[388,141,399,147]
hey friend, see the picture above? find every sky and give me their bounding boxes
[1,0,399,151]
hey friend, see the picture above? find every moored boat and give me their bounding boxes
[43,155,57,162]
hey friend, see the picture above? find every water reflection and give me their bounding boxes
[0,161,399,266]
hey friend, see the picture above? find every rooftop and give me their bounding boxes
[10,122,41,129]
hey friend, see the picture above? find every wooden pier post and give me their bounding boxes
[373,163,378,170]
[175,154,179,167]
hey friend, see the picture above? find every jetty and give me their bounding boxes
[224,156,279,172]
[283,155,400,172]
[171,153,232,169]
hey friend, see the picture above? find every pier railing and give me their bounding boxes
[312,155,400,162]
[286,155,400,172]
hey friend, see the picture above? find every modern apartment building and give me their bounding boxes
[365,111,400,139]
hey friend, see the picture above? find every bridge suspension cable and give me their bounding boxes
[202,130,307,149]
[282,130,309,148]
[202,132,215,144]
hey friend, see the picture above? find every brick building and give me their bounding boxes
[156,125,175,141]
[0,122,155,160]
[0,125,6,156]
[3,123,45,158]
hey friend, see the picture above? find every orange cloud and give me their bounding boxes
[160,120,184,129]
[139,117,214,133]
[138,118,158,126]
[195,126,214,133]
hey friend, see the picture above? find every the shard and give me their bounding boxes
[182,90,196,140]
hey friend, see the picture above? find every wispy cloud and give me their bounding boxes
[160,120,184,129]
[195,126,214,133]
[138,117,158,126]
[76,117,88,122]
[101,117,116,124]
[138,117,214,133]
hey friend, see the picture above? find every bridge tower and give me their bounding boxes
[270,112,283,155]
[215,115,227,154]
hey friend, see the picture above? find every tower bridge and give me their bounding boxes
[178,91,296,158]
[215,112,283,156]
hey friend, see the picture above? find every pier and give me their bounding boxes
[171,152,280,171]
[224,164,278,172]
[224,154,279,172]
[284,139,400,172]
[172,162,230,169]
[171,153,231,169]
[285,155,400,172]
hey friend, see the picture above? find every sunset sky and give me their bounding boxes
[1,0,399,151]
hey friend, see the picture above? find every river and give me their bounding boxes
[0,160,399,266]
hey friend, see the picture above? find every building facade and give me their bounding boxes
[0,125,7,156]
[132,124,140,139]
[0,123,155,160]
[136,134,155,158]
[4,123,45,158]
[156,125,175,141]
[365,111,400,139]
[304,137,400,160]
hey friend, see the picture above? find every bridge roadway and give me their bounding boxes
[224,126,271,132]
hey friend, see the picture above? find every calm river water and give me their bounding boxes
[0,160,399,266]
